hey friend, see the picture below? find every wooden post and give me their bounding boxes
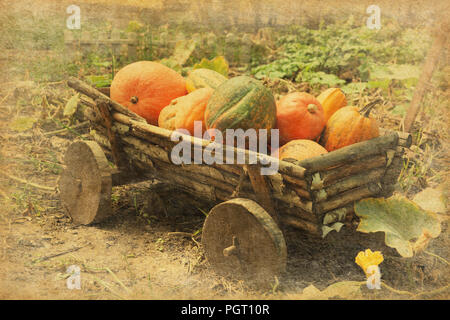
[245,164,278,224]
[403,20,448,132]
[127,32,137,59]
[64,30,75,58]
[95,99,127,169]
[81,30,92,54]
[111,29,121,57]
[98,31,109,56]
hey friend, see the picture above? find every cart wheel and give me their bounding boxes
[59,140,112,225]
[202,198,287,281]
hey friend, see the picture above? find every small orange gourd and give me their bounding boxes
[320,102,380,151]
[316,88,347,122]
[158,87,213,135]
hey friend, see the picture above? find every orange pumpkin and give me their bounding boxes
[316,88,347,122]
[110,61,187,125]
[273,139,328,161]
[320,103,380,151]
[158,87,214,135]
[276,92,326,144]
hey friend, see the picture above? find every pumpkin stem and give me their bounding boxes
[307,104,317,113]
[360,99,382,117]
[130,96,139,104]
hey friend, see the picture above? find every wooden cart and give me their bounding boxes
[60,78,412,281]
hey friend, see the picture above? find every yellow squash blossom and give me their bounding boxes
[355,249,384,276]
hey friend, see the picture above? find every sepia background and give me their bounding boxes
[0,0,448,300]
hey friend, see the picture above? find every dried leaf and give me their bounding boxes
[63,93,80,117]
[10,117,37,132]
[322,222,344,238]
[355,195,441,257]
[413,187,446,214]
[298,281,363,300]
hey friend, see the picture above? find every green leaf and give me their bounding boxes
[158,58,182,73]
[92,61,112,68]
[298,71,345,87]
[368,79,391,90]
[390,104,407,117]
[355,195,442,257]
[63,93,80,117]
[85,75,111,88]
[126,20,144,33]
[193,56,229,77]
[341,82,368,94]
[10,117,37,132]
[369,64,420,81]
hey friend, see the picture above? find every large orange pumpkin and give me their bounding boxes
[276,92,326,144]
[158,87,213,135]
[273,139,328,161]
[110,61,187,125]
[320,103,380,151]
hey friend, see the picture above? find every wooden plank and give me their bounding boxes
[297,133,399,172]
[314,167,386,202]
[246,164,277,223]
[280,215,321,237]
[319,154,387,187]
[314,183,382,214]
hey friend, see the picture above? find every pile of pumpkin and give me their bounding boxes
[110,61,379,162]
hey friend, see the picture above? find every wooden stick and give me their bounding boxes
[382,156,404,185]
[379,128,412,148]
[282,174,308,189]
[280,204,318,223]
[126,147,236,194]
[319,154,387,187]
[314,167,386,202]
[32,244,88,263]
[273,190,313,213]
[280,214,321,237]
[297,133,399,172]
[93,129,252,190]
[43,121,89,136]
[321,205,354,225]
[112,111,307,180]
[120,136,251,188]
[1,172,55,192]
[314,183,382,214]
[404,21,448,132]
[246,164,278,223]
[231,167,247,197]
[290,184,311,200]
[93,129,316,213]
[95,99,127,169]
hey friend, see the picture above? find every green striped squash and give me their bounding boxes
[204,76,277,134]
[186,68,227,93]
